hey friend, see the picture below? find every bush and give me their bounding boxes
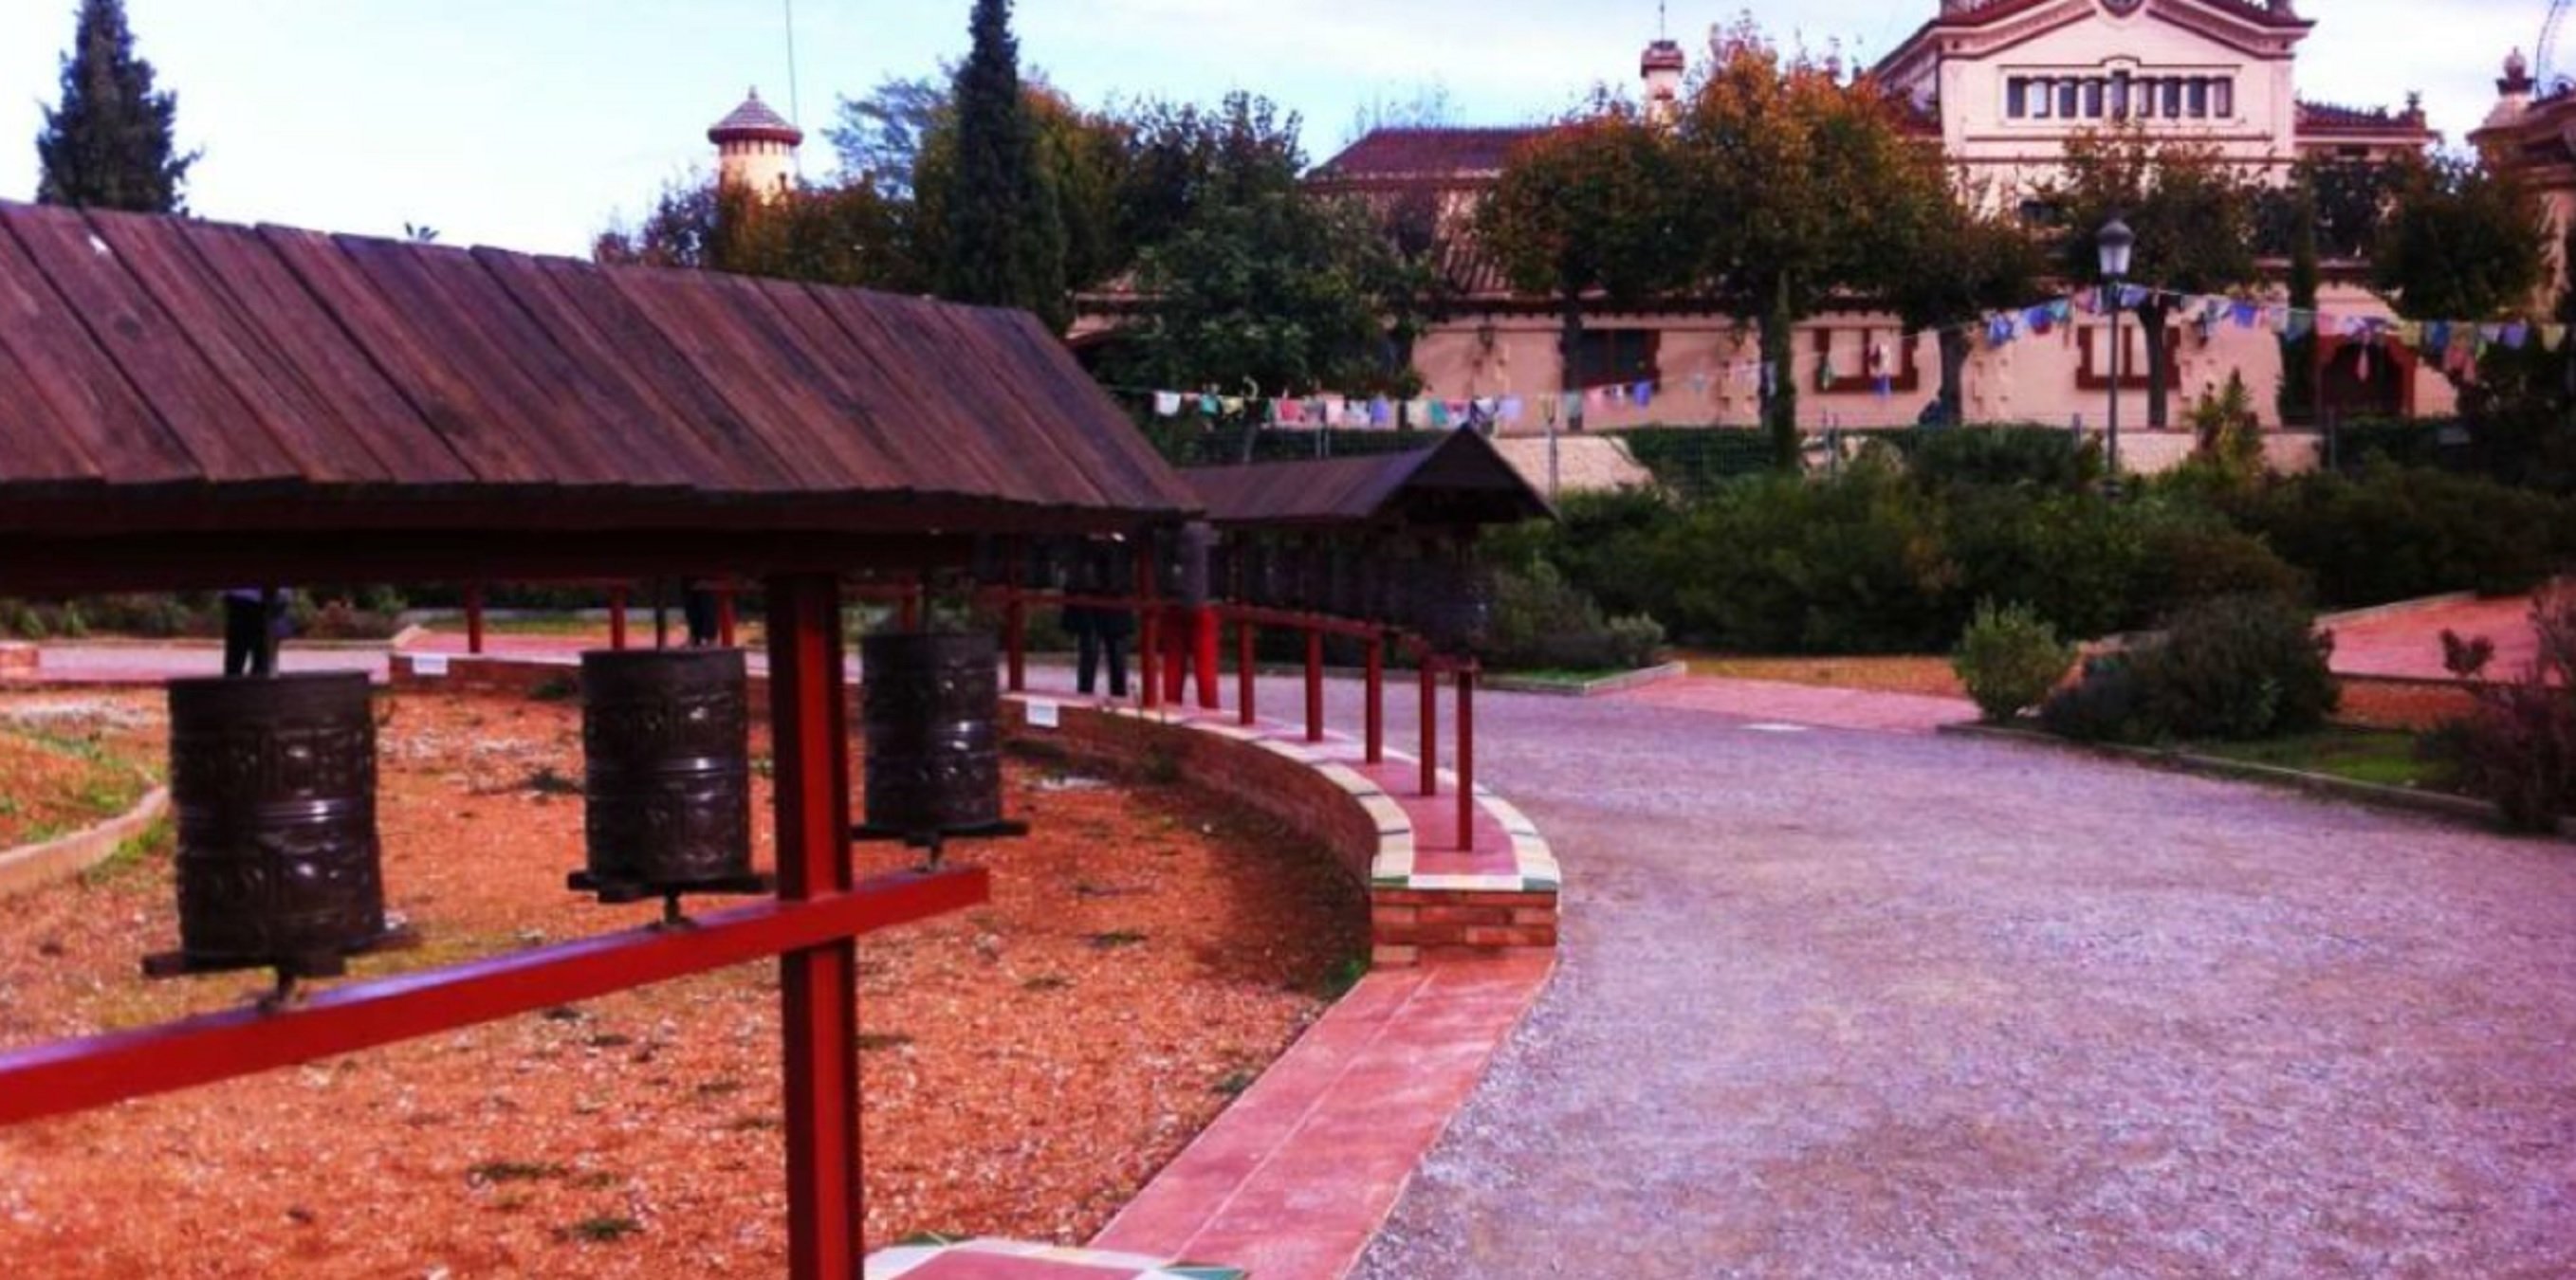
[2432,586,2576,832]
[1952,600,2074,722]
[1902,426,2102,494]
[2133,517,2309,621]
[2224,464,2570,607]
[1480,559,1665,672]
[2040,594,2337,742]
[2039,653,2150,742]
[1941,490,2150,641]
[1657,463,1953,653]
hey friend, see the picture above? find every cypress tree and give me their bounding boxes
[941,0,1067,329]
[2279,181,2321,426]
[35,0,197,213]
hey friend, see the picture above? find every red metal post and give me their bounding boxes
[464,583,485,655]
[1365,635,1384,765]
[765,573,861,1278]
[1304,627,1324,742]
[897,585,920,631]
[1193,608,1221,709]
[1237,619,1256,726]
[717,583,738,649]
[1419,655,1439,797]
[608,585,629,651]
[1004,592,1027,693]
[1134,550,1160,711]
[1457,662,1477,851]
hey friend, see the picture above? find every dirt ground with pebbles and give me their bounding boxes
[1320,681,2576,1280]
[0,688,1361,1278]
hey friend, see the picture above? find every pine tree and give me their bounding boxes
[939,0,1067,329]
[35,0,197,213]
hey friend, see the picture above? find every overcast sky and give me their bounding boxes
[0,1,2545,256]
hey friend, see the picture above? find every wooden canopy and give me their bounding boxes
[0,200,1198,593]
[1182,430,1553,533]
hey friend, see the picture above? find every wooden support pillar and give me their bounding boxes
[1237,619,1257,726]
[465,583,486,655]
[717,584,738,649]
[1364,634,1385,765]
[608,585,629,651]
[764,573,861,1278]
[1003,539,1027,694]
[1419,656,1439,797]
[1134,549,1160,711]
[1457,662,1477,851]
[1304,628,1324,743]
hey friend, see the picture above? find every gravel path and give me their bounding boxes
[1342,685,2576,1279]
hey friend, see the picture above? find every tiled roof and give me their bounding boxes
[708,88,804,146]
[1310,127,1548,184]
[2295,99,2433,137]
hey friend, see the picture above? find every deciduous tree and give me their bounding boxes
[1886,173,2045,429]
[1480,101,1691,435]
[34,0,196,212]
[2371,152,2548,330]
[2041,124,2261,430]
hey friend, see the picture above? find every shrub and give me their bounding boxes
[1952,600,2074,722]
[2039,653,2150,742]
[1481,559,1665,672]
[1940,490,2149,641]
[1657,463,1953,654]
[1903,425,2102,493]
[2133,517,2308,621]
[2130,594,2340,741]
[2433,586,2576,832]
[2225,464,2569,606]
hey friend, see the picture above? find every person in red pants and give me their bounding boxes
[1161,521,1221,709]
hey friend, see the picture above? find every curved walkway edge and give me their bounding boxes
[0,786,169,898]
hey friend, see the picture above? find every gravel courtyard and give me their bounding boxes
[1347,685,2576,1278]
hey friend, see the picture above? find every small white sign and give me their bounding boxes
[1026,700,1060,729]
[411,653,450,678]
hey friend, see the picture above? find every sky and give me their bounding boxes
[0,1,2548,257]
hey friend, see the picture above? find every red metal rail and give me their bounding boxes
[0,869,985,1127]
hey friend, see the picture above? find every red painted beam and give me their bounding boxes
[1304,629,1324,743]
[1420,658,1439,797]
[609,585,629,650]
[1457,663,1477,851]
[0,868,987,1129]
[1237,620,1256,727]
[465,583,486,656]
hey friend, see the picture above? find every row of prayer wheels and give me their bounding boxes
[152,634,1004,982]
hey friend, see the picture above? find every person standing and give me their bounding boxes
[682,580,722,647]
[1069,539,1131,699]
[222,587,278,677]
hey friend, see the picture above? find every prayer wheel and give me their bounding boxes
[157,671,388,978]
[576,649,756,900]
[859,632,1005,840]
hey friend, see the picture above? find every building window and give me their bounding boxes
[2083,79,2106,118]
[2136,77,2156,118]
[2007,78,2027,118]
[2162,79,2182,117]
[2110,72,2131,118]
[2032,77,2052,119]
[1574,330,1659,387]
[2212,78,2234,117]
[2058,80,2080,118]
[2187,79,2209,118]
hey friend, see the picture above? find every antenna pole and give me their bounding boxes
[783,0,804,177]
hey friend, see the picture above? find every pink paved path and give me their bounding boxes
[2327,594,2547,681]
[1608,672,1976,734]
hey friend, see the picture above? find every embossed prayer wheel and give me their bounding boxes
[163,671,386,977]
[859,632,1004,840]
[578,649,754,897]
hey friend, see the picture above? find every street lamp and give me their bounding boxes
[2097,216,2135,488]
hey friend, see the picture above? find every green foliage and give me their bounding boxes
[2220,464,2570,606]
[2186,372,2266,481]
[2046,594,2337,743]
[1605,428,1779,499]
[939,0,1068,327]
[595,178,921,291]
[35,0,195,212]
[1951,601,2074,722]
[1480,559,1665,673]
[2371,153,2548,328]
[826,73,945,197]
[1886,186,2047,428]
[1658,463,1953,653]
[1900,426,2101,493]
[2431,585,2576,831]
[1937,489,2152,641]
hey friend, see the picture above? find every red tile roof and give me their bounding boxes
[2295,99,2434,137]
[708,89,803,146]
[1311,127,1549,184]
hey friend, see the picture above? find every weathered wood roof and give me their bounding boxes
[1183,430,1553,531]
[0,200,1196,543]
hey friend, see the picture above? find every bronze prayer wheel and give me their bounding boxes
[859,632,1003,839]
[164,671,385,976]
[579,649,754,895]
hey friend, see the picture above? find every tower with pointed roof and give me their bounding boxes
[708,87,802,201]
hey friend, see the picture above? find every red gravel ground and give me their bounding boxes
[0,689,1362,1277]
[0,695,156,848]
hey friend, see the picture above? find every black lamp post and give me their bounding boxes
[2097,216,2135,488]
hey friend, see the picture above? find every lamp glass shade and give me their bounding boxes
[2097,217,2136,280]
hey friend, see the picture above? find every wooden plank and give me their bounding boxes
[602,267,892,488]
[800,288,1056,506]
[77,208,397,485]
[472,247,793,492]
[0,205,301,484]
[734,278,981,495]
[165,220,476,486]
[253,225,556,487]
[326,233,636,488]
[0,333,105,485]
[981,306,1201,511]
[0,213,197,485]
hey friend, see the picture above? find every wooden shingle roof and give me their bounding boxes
[0,200,1196,544]
[1183,430,1552,531]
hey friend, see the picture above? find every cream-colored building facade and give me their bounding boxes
[1314,0,2447,438]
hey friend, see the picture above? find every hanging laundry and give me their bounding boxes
[1688,371,1711,399]
[1152,391,1182,417]
[1631,381,1653,408]
[1500,396,1525,425]
[1427,399,1451,429]
[2232,300,2259,328]
[1874,375,1892,401]
[2504,321,2530,350]
[2544,324,2567,352]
